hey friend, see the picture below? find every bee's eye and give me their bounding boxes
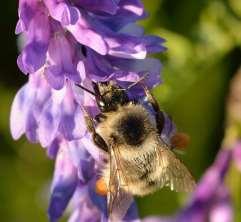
[99,101,105,107]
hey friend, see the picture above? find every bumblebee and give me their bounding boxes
[77,80,195,220]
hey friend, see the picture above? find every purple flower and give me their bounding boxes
[176,149,233,222]
[10,72,87,150]
[16,0,51,74]
[11,0,167,221]
[16,0,165,77]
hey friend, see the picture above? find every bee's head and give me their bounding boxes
[92,81,129,112]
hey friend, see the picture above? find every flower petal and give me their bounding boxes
[38,99,62,147]
[98,0,145,31]
[109,57,162,88]
[43,0,80,25]
[48,143,78,222]
[69,186,102,222]
[106,34,146,59]
[17,10,50,74]
[194,149,231,201]
[45,65,65,90]
[232,142,241,172]
[66,15,108,55]
[17,40,48,74]
[47,137,61,159]
[74,0,119,15]
[68,202,101,222]
[59,88,86,140]
[209,186,233,222]
[38,87,66,147]
[68,141,95,184]
[142,35,166,53]
[17,0,39,32]
[10,84,32,139]
[25,110,38,142]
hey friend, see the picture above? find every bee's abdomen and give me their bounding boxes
[123,174,160,196]
[121,152,160,196]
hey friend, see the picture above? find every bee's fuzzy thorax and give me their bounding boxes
[117,114,146,146]
[96,102,156,147]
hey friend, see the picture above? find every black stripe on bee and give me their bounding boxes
[133,157,145,170]
[134,152,156,179]
[139,169,152,180]
[147,180,158,187]
[133,152,155,166]
[143,152,155,166]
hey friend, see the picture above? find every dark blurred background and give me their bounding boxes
[1,0,241,221]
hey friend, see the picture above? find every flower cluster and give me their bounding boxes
[11,0,167,221]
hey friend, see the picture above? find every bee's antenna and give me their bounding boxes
[126,72,149,90]
[75,83,97,97]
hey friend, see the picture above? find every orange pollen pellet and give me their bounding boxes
[171,132,190,149]
[95,178,108,196]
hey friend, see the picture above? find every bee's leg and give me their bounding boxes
[142,87,190,149]
[142,86,165,135]
[82,108,109,152]
[95,113,107,123]
[93,133,109,152]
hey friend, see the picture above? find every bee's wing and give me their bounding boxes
[107,186,133,222]
[107,146,133,221]
[156,142,196,192]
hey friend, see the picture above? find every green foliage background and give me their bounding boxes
[0,0,240,221]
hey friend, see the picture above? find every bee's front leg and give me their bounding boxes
[95,113,107,123]
[82,108,109,152]
[142,86,165,135]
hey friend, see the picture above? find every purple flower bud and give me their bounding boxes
[232,142,241,172]
[176,149,233,222]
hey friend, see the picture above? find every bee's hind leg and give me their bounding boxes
[82,108,109,152]
[142,86,165,135]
